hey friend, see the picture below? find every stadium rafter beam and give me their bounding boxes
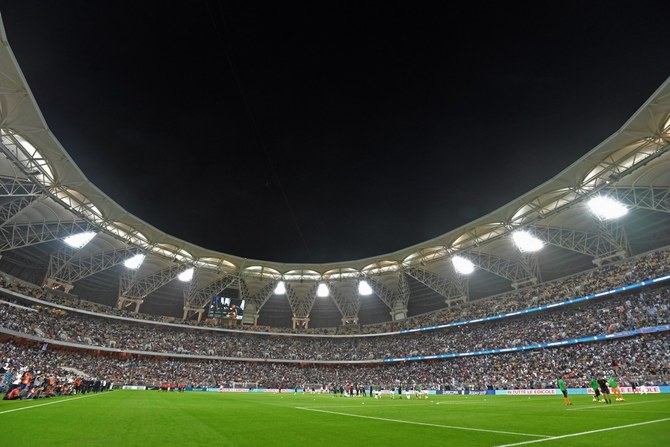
[591,218,630,263]
[365,276,398,310]
[285,282,318,320]
[0,220,98,252]
[463,251,539,287]
[119,263,189,301]
[45,246,140,286]
[606,186,670,213]
[0,176,43,197]
[0,195,39,223]
[183,271,238,309]
[388,271,411,320]
[405,267,469,304]
[46,245,87,282]
[0,133,55,188]
[530,224,628,260]
[239,278,277,325]
[327,281,361,324]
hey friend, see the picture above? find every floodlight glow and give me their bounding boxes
[63,231,96,249]
[123,254,145,270]
[452,256,475,274]
[316,282,330,297]
[274,280,286,295]
[512,230,544,252]
[358,280,373,295]
[178,267,194,282]
[587,196,628,220]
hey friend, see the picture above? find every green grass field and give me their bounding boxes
[1,391,669,446]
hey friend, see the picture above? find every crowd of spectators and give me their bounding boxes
[0,341,107,400]
[2,332,668,392]
[3,248,668,336]
[2,277,669,362]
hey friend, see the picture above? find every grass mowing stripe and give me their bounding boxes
[566,398,670,411]
[0,393,103,415]
[297,401,486,409]
[493,418,670,447]
[295,406,551,438]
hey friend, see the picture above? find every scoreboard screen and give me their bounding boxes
[207,295,244,320]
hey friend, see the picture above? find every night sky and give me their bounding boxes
[1,1,669,263]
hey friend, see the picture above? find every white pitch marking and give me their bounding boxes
[493,418,670,447]
[295,406,550,438]
[0,393,102,415]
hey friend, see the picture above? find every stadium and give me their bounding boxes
[2,5,670,447]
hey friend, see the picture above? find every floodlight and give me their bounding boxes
[512,230,544,252]
[123,254,145,270]
[587,196,628,220]
[178,267,194,282]
[316,282,330,297]
[452,256,475,274]
[358,280,373,295]
[274,280,286,295]
[63,231,96,249]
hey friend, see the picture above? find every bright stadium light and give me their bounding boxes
[358,280,373,295]
[63,231,96,249]
[452,256,475,274]
[587,196,628,220]
[512,230,544,252]
[316,282,330,297]
[123,254,145,270]
[178,267,194,282]
[274,280,286,295]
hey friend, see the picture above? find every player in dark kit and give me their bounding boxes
[597,378,612,404]
[590,378,601,402]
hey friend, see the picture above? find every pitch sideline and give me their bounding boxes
[295,405,551,438]
[493,417,670,447]
[0,392,105,415]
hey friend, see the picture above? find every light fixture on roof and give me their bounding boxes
[123,254,145,270]
[63,231,96,249]
[452,255,475,274]
[587,196,628,220]
[316,282,330,297]
[274,280,286,295]
[512,230,544,252]
[358,279,373,295]
[178,267,194,282]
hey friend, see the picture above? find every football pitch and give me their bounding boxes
[1,391,669,446]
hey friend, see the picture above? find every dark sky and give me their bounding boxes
[1,1,669,263]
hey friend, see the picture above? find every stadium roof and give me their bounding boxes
[0,15,669,326]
